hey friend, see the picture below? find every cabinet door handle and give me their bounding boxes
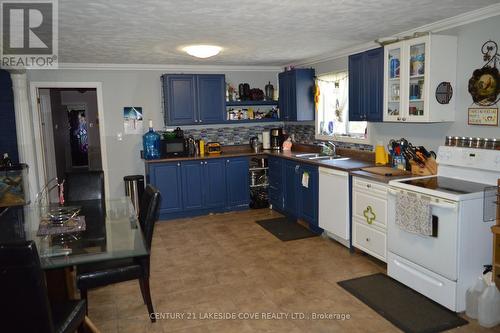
[397,117,401,121]
[194,119,198,123]
[200,162,203,165]
[366,184,371,188]
[226,160,230,163]
[177,163,180,167]
[366,238,370,242]
[363,205,376,225]
[295,165,300,172]
[402,117,406,121]
[204,161,207,165]
[199,119,203,123]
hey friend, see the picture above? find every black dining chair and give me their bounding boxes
[76,185,161,322]
[0,241,86,333]
[65,170,105,202]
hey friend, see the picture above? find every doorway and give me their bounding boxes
[36,87,103,201]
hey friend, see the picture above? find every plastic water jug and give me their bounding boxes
[142,120,161,160]
[466,276,487,319]
[478,281,500,328]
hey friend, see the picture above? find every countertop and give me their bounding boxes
[350,169,414,184]
[144,147,375,172]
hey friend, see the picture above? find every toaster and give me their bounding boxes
[206,142,221,155]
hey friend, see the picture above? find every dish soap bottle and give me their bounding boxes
[143,120,161,160]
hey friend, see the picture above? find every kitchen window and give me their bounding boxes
[315,71,367,143]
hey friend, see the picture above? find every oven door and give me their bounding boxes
[387,188,459,281]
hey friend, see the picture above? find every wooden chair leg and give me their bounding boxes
[80,289,88,314]
[140,277,155,322]
[138,278,147,304]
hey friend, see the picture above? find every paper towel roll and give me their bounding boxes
[262,131,271,149]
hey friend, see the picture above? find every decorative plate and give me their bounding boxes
[435,82,453,104]
[468,66,500,106]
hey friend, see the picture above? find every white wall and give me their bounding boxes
[313,15,500,151]
[27,69,279,198]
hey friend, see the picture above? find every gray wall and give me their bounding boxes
[27,69,279,198]
[312,15,500,151]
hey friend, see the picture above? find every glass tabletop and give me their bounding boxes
[0,197,148,269]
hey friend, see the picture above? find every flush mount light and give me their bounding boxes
[183,45,222,58]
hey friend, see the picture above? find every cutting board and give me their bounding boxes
[361,166,411,177]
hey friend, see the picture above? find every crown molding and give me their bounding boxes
[293,3,500,67]
[292,41,379,67]
[395,2,500,36]
[54,62,282,72]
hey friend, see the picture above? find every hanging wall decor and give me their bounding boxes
[468,40,500,106]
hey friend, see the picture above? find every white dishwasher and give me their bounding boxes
[319,167,350,248]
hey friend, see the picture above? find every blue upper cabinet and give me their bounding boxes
[197,74,225,124]
[163,74,197,125]
[147,162,183,215]
[162,74,226,126]
[279,68,315,122]
[225,157,249,209]
[348,53,365,122]
[348,47,384,122]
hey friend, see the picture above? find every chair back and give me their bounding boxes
[65,170,105,202]
[138,185,161,250]
[0,241,54,333]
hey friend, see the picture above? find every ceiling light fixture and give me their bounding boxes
[183,45,222,58]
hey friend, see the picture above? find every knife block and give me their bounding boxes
[410,157,437,176]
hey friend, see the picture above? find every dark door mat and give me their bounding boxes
[338,273,468,333]
[256,217,318,241]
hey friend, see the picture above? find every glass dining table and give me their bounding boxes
[0,197,148,269]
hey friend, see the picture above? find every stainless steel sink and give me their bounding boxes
[294,153,322,158]
[294,153,349,161]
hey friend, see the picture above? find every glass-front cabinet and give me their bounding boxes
[385,43,402,121]
[383,35,457,123]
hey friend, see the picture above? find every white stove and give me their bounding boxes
[387,146,500,312]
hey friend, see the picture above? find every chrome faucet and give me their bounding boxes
[318,141,337,156]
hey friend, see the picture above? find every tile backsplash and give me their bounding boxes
[179,125,278,145]
[165,124,373,151]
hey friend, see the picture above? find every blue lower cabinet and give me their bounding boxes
[204,159,226,208]
[297,164,318,226]
[147,157,248,220]
[283,160,298,217]
[181,161,205,211]
[268,157,284,210]
[271,159,320,232]
[225,157,250,209]
[147,162,183,215]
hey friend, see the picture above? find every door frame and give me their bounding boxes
[29,82,110,199]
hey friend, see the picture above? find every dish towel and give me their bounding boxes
[395,191,432,236]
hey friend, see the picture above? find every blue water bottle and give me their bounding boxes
[143,120,161,160]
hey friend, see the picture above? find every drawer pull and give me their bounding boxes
[366,238,370,242]
[366,184,371,188]
[363,205,376,225]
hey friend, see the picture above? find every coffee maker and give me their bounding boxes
[270,128,283,150]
